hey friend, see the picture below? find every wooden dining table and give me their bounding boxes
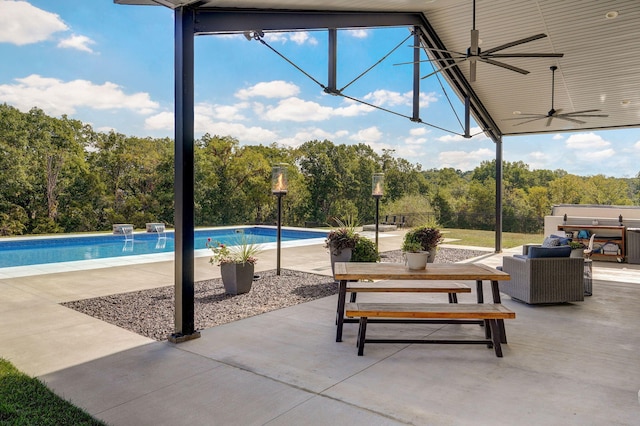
[333,261,510,343]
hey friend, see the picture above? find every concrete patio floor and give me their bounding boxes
[1,231,639,425]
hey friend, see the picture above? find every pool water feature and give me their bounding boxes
[0,227,326,268]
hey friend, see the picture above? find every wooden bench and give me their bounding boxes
[341,280,480,325]
[345,302,516,357]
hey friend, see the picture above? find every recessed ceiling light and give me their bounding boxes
[605,11,619,19]
[621,99,631,106]
[512,111,521,115]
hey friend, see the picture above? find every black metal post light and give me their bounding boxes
[372,173,384,249]
[272,164,288,275]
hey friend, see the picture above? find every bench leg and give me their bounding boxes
[357,317,368,356]
[350,292,357,303]
[488,319,503,357]
[336,280,347,342]
[491,280,507,344]
[448,293,458,303]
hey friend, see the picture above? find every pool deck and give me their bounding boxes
[1,230,640,425]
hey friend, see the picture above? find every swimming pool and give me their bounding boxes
[0,227,327,268]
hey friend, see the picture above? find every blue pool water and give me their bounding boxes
[0,227,326,268]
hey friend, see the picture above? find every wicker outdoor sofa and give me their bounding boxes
[501,245,585,304]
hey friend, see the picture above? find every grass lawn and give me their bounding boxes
[0,358,105,425]
[442,228,542,249]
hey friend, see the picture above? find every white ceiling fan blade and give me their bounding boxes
[408,46,467,56]
[482,33,547,54]
[481,58,529,75]
[420,60,466,80]
[555,116,587,125]
[566,114,609,118]
[393,56,464,66]
[562,109,603,115]
[487,53,564,58]
[510,116,548,126]
[545,116,554,127]
[502,114,547,121]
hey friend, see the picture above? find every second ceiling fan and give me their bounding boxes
[504,66,609,127]
[415,0,564,82]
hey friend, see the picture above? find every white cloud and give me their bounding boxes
[349,126,382,143]
[410,127,429,136]
[344,29,369,38]
[279,128,349,147]
[633,141,640,151]
[264,97,334,121]
[195,102,248,121]
[96,126,117,133]
[204,122,278,143]
[0,74,158,116]
[57,34,95,53]
[364,90,408,107]
[404,136,427,146]
[528,151,547,160]
[333,102,374,117]
[289,31,318,45]
[362,90,437,109]
[144,111,278,143]
[588,148,615,161]
[262,97,372,122]
[235,81,300,100]
[0,1,68,45]
[438,148,494,171]
[144,112,173,130]
[263,31,317,45]
[437,126,489,142]
[552,134,564,140]
[565,132,610,149]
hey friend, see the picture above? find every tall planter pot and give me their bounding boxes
[330,245,352,279]
[220,262,255,295]
[427,249,437,263]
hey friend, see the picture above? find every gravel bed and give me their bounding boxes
[62,247,489,341]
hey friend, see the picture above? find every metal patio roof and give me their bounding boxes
[116,0,640,140]
[115,0,640,339]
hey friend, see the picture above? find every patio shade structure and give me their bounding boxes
[115,0,640,340]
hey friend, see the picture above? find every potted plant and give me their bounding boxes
[351,236,379,263]
[569,241,586,258]
[403,225,443,264]
[401,233,430,270]
[207,236,262,295]
[325,225,359,277]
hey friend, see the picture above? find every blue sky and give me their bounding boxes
[1,0,639,178]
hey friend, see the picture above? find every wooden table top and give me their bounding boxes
[334,262,510,281]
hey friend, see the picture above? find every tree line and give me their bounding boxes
[0,103,637,236]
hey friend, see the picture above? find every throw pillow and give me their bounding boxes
[542,237,561,248]
[528,246,572,258]
[550,234,571,245]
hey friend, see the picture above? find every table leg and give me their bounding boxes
[476,280,484,303]
[336,279,347,342]
[491,280,507,343]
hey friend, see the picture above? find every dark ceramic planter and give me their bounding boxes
[220,262,255,295]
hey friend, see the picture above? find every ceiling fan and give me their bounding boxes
[504,66,609,127]
[399,0,564,82]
